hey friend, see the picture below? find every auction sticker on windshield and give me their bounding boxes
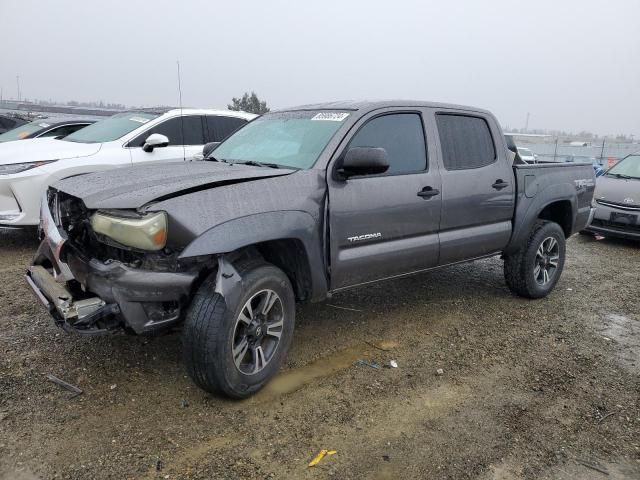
[129,116,151,124]
[311,112,350,121]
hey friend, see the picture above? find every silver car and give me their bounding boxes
[586,152,640,240]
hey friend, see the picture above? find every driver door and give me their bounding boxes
[128,115,205,164]
[328,109,442,290]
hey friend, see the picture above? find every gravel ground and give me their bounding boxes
[0,230,639,480]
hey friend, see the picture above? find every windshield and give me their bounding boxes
[0,121,46,142]
[63,112,159,143]
[606,154,640,179]
[211,110,350,169]
[518,148,532,156]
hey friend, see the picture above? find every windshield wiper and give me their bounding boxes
[605,172,633,179]
[235,160,281,169]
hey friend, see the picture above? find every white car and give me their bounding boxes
[0,108,256,227]
[517,147,538,164]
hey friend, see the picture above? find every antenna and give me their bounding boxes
[176,61,186,161]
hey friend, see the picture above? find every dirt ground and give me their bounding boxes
[1,230,638,480]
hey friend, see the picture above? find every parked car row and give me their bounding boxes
[22,100,597,399]
[0,108,255,227]
[0,117,96,143]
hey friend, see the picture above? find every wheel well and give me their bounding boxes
[240,239,313,302]
[538,201,572,237]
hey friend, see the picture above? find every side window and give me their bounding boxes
[206,116,248,142]
[347,113,427,175]
[128,116,204,147]
[436,114,496,170]
[41,124,86,138]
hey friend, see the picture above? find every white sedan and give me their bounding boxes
[0,108,256,227]
[517,147,538,164]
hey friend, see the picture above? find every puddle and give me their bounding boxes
[599,313,640,373]
[255,341,398,399]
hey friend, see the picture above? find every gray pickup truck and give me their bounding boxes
[27,101,596,398]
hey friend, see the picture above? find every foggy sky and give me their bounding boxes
[1,0,638,136]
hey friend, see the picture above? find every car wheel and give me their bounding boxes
[182,261,295,398]
[504,220,566,299]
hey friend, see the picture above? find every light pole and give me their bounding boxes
[16,75,21,102]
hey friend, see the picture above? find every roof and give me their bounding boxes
[128,107,257,119]
[26,118,98,127]
[275,100,491,114]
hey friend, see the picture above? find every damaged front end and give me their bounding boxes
[27,189,211,335]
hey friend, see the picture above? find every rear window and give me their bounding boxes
[436,114,496,170]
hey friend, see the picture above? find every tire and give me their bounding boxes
[182,261,296,398]
[504,220,566,299]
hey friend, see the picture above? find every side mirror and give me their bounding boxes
[337,147,389,178]
[202,142,220,158]
[142,133,169,152]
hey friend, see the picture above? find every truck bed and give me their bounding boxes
[506,162,595,253]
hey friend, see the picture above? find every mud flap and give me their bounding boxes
[213,255,244,310]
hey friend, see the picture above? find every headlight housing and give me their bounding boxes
[0,160,57,175]
[90,211,168,251]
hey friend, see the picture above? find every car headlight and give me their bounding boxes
[0,160,57,175]
[90,211,168,251]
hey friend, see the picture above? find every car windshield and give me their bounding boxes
[519,148,532,156]
[0,122,45,142]
[606,154,640,179]
[210,110,350,169]
[63,112,159,143]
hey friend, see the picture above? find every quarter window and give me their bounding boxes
[436,114,496,170]
[348,113,427,175]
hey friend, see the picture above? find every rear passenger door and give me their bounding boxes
[432,110,515,264]
[127,115,205,164]
[328,109,442,289]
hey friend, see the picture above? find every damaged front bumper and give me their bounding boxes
[27,241,198,334]
[26,194,199,335]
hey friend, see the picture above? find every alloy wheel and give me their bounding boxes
[534,236,560,285]
[231,289,284,375]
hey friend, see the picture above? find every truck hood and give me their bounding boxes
[0,137,101,165]
[53,161,296,209]
[594,175,640,205]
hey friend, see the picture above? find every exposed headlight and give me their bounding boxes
[0,160,57,175]
[90,211,168,251]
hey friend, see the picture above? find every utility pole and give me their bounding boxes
[16,75,21,102]
[524,112,530,132]
[599,138,606,164]
[553,137,558,162]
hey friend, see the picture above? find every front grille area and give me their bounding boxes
[596,199,640,211]
[591,219,640,233]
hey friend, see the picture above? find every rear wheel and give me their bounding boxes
[182,261,295,398]
[504,220,566,299]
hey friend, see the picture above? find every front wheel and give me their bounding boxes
[182,261,296,398]
[504,220,566,299]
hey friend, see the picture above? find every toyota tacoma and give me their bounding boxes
[27,101,596,398]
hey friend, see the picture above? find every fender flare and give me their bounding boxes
[179,210,328,301]
[505,182,577,255]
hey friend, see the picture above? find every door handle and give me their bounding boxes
[417,187,440,199]
[492,179,509,190]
